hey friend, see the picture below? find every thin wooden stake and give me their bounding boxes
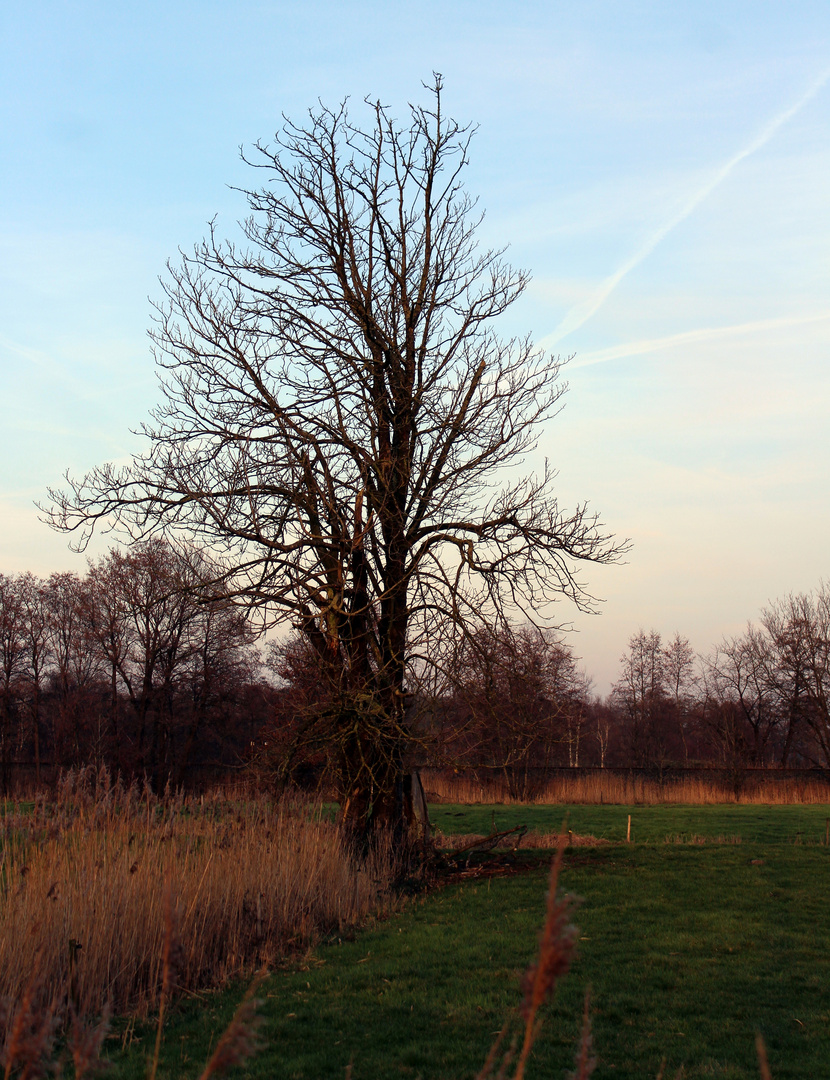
[626,814,631,844]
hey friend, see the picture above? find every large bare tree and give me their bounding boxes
[45,79,624,834]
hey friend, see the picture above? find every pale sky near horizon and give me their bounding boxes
[1,2,829,694]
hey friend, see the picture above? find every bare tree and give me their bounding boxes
[45,80,624,835]
[611,630,667,767]
[17,574,51,784]
[79,539,255,785]
[761,588,830,767]
[591,699,613,768]
[611,629,700,767]
[254,632,344,793]
[662,632,698,763]
[702,628,779,767]
[443,624,588,797]
[44,571,105,767]
[172,555,259,786]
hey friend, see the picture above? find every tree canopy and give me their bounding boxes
[45,79,624,832]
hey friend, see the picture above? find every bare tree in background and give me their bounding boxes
[662,632,697,763]
[45,79,624,837]
[762,588,830,767]
[612,629,698,767]
[443,624,588,797]
[80,539,256,785]
[611,630,667,766]
[17,574,51,784]
[703,627,778,767]
[46,571,106,764]
[591,700,613,768]
[702,590,830,769]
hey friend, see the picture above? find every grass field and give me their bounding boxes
[431,801,830,845]
[102,806,830,1080]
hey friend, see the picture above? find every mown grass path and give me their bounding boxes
[109,829,830,1079]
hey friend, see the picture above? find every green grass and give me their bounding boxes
[430,801,830,845]
[106,840,830,1080]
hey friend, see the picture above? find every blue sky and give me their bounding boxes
[1,1,829,692]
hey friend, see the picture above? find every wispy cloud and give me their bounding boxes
[0,333,50,366]
[541,67,830,348]
[572,312,830,368]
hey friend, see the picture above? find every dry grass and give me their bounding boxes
[664,833,743,845]
[424,769,830,805]
[0,767,399,1036]
[434,830,608,851]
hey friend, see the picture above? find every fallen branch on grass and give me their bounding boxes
[443,824,529,863]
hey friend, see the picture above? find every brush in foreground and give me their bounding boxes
[0,767,400,1037]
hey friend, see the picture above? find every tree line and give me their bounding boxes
[424,586,830,795]
[0,539,268,792]
[4,538,830,795]
[13,540,830,797]
[610,587,830,774]
[429,587,830,793]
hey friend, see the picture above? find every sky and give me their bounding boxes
[1,1,829,693]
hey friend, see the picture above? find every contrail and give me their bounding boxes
[542,67,830,348]
[571,312,830,368]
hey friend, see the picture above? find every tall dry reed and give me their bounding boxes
[424,770,830,805]
[0,767,398,1034]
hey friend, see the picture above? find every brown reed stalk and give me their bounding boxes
[474,841,774,1080]
[476,834,582,1080]
[513,833,579,1080]
[67,1004,111,1080]
[475,1024,510,1080]
[755,1033,773,1080]
[197,972,266,1080]
[1,976,58,1080]
[567,989,596,1080]
[476,1027,517,1080]
[150,883,182,1080]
